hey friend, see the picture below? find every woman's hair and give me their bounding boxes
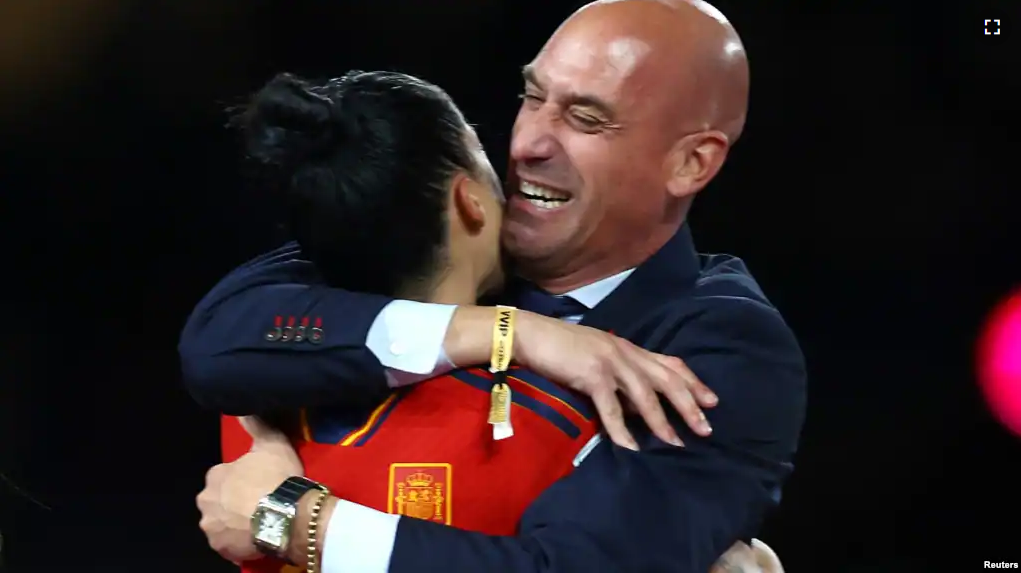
[232,70,477,296]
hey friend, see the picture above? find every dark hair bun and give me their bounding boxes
[228,69,477,296]
[236,72,342,169]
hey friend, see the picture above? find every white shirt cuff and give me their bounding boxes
[365,300,457,386]
[322,499,401,573]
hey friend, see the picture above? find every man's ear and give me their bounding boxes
[665,130,730,199]
[450,173,487,234]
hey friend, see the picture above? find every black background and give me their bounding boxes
[1,0,1019,571]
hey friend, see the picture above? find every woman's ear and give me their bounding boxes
[450,173,487,234]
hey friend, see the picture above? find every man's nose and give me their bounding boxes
[510,113,560,164]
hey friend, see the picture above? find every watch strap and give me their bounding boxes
[269,476,327,506]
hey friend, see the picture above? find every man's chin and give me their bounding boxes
[502,224,566,266]
[503,219,549,255]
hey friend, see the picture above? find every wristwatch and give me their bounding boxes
[251,476,329,558]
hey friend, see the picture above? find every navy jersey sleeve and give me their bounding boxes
[387,296,807,573]
[178,243,394,415]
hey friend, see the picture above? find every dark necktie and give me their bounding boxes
[514,286,589,319]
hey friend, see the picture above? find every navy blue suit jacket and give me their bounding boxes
[179,226,807,572]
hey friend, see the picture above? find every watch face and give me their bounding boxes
[253,507,290,550]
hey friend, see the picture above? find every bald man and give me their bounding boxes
[185,1,805,571]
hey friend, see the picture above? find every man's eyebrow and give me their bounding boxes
[521,65,539,86]
[520,65,615,119]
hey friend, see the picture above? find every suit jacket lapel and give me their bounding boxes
[579,225,702,336]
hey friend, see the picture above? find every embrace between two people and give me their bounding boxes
[183,1,805,572]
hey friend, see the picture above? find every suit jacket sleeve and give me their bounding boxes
[178,243,394,415]
[387,296,807,573]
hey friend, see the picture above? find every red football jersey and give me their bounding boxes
[222,366,598,573]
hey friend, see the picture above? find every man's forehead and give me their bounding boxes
[528,33,652,98]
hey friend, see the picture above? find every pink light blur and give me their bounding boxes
[976,289,1021,438]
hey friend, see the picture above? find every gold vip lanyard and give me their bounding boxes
[488,305,517,440]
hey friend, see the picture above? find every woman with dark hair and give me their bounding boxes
[217,70,588,573]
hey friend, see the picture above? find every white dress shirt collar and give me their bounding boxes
[562,268,636,310]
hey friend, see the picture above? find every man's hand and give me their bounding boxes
[197,417,303,564]
[711,540,784,573]
[513,311,717,450]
